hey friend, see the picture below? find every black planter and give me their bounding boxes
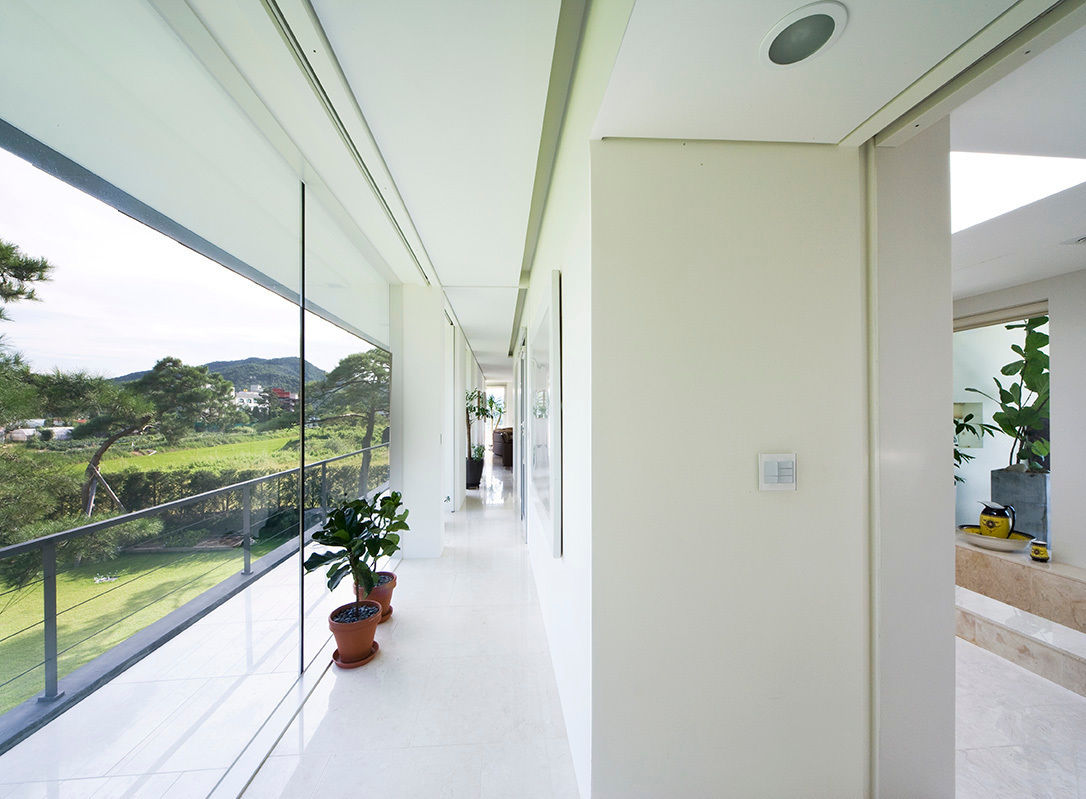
[466,457,484,488]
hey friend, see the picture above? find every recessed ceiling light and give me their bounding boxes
[760,2,848,67]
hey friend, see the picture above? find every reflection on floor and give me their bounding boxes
[243,458,578,799]
[957,637,1086,798]
[0,542,344,798]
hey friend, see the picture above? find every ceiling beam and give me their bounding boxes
[875,0,1086,147]
[507,0,589,356]
[839,0,1067,148]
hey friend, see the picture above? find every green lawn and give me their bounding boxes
[40,432,299,478]
[0,428,387,714]
[0,537,287,715]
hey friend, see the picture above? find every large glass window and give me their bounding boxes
[0,141,390,783]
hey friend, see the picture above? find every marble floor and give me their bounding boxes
[957,636,1086,798]
[0,533,345,798]
[241,461,579,799]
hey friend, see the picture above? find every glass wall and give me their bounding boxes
[0,142,392,787]
[300,187,392,668]
[0,142,303,730]
[0,3,392,787]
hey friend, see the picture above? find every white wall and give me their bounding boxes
[590,138,869,797]
[955,269,1086,567]
[389,284,445,558]
[452,326,467,511]
[953,324,1021,521]
[443,315,456,508]
[517,3,635,795]
[873,119,955,798]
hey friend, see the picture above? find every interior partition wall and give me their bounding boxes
[0,0,392,783]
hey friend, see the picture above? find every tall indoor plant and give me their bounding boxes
[465,388,492,488]
[303,490,410,665]
[965,315,1050,537]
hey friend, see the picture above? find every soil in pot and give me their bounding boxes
[329,600,381,667]
[357,571,397,623]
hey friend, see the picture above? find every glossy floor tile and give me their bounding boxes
[243,461,579,799]
[957,637,1086,798]
[0,535,350,797]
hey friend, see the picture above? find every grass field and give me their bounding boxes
[0,536,288,715]
[0,428,388,715]
[31,432,300,478]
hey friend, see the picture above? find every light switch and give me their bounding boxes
[759,453,797,491]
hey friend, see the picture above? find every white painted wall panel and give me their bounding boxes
[590,138,868,797]
[873,118,955,798]
[390,284,446,558]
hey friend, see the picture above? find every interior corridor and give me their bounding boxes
[243,457,578,798]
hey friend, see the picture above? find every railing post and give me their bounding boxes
[320,462,328,517]
[38,541,64,702]
[242,485,252,575]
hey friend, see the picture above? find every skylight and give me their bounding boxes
[951,151,1086,233]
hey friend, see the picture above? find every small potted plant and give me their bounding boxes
[965,315,1050,537]
[303,490,410,667]
[465,388,492,488]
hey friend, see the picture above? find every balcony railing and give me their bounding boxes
[0,442,389,753]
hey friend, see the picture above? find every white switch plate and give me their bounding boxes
[759,453,797,491]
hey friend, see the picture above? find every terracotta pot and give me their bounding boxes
[328,600,381,667]
[356,571,397,624]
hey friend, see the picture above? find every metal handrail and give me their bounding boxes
[0,442,389,704]
[0,443,388,558]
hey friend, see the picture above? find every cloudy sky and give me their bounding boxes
[0,147,369,377]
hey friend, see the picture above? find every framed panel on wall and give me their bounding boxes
[530,271,563,557]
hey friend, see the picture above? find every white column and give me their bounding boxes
[452,327,467,510]
[873,117,955,797]
[390,284,445,558]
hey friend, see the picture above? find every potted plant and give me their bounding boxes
[965,315,1050,538]
[465,388,492,488]
[303,490,410,666]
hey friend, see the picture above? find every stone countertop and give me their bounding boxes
[955,533,1086,587]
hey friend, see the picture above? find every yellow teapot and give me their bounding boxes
[979,501,1015,539]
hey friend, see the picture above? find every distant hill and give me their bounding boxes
[113,357,326,393]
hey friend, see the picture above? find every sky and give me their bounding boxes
[0,147,371,377]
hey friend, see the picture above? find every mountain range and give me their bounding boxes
[112,356,326,393]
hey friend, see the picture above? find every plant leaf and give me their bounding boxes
[326,563,350,591]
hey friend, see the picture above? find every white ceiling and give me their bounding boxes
[953,183,1086,298]
[594,0,1017,142]
[952,25,1086,158]
[311,0,559,380]
[443,287,521,377]
[951,23,1086,299]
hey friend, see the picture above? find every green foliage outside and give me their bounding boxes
[0,541,288,715]
[0,235,392,716]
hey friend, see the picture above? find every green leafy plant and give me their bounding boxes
[487,395,505,428]
[965,315,1050,471]
[953,412,997,484]
[302,490,409,597]
[465,388,492,462]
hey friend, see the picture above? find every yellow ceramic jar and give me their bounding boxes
[978,501,1015,538]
